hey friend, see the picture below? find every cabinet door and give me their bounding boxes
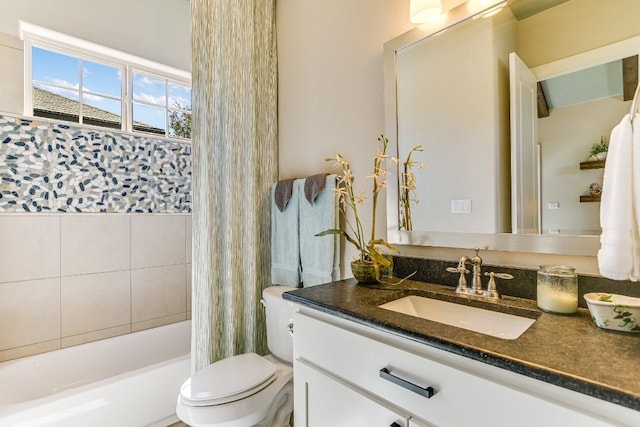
[294,359,411,427]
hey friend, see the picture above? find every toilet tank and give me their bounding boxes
[262,286,296,363]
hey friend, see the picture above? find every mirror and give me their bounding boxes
[385,0,640,255]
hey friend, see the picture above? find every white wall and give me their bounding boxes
[0,0,190,71]
[397,14,515,234]
[0,32,23,114]
[276,0,601,274]
[539,96,628,235]
[277,0,413,267]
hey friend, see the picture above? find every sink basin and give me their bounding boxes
[379,295,536,339]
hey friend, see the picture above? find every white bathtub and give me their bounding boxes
[0,320,191,427]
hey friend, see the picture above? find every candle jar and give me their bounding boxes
[537,265,578,314]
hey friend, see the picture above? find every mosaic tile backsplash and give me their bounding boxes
[0,115,191,213]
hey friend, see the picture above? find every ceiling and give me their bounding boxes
[508,0,570,20]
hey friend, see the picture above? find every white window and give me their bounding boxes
[132,71,192,138]
[22,23,191,140]
[31,46,124,130]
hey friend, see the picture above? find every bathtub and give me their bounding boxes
[0,320,191,427]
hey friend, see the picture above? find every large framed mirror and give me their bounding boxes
[385,0,640,255]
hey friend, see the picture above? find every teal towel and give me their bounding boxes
[271,180,302,286]
[300,175,340,286]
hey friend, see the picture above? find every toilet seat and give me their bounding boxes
[176,354,293,427]
[180,353,277,406]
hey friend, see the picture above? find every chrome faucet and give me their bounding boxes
[468,249,484,296]
[446,248,512,299]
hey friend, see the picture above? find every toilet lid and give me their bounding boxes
[180,353,277,406]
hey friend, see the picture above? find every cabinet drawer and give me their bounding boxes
[294,309,615,427]
[294,359,411,427]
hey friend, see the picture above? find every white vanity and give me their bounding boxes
[285,280,640,427]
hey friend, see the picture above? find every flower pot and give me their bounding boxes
[588,151,607,161]
[350,260,380,284]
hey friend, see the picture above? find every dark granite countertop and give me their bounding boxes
[283,279,640,412]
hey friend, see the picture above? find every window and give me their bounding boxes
[132,71,192,138]
[32,46,124,129]
[23,24,191,140]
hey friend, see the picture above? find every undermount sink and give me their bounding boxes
[379,295,536,340]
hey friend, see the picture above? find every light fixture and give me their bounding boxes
[410,0,443,23]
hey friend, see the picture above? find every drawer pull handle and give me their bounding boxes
[379,367,435,399]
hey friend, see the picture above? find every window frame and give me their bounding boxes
[21,22,191,140]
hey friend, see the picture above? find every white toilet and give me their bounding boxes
[176,286,295,427]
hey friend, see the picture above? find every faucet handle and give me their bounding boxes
[482,272,513,299]
[447,266,469,293]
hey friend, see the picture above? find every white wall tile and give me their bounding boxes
[0,339,60,363]
[131,264,186,323]
[0,278,60,351]
[61,215,130,276]
[61,270,131,337]
[2,213,191,361]
[132,313,186,333]
[131,215,186,268]
[61,324,130,348]
[0,215,60,283]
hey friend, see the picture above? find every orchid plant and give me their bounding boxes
[317,134,423,278]
[396,145,425,231]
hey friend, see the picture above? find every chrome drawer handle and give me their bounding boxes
[379,367,435,399]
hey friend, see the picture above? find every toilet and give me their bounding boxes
[176,286,295,427]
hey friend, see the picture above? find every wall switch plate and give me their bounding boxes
[451,199,472,213]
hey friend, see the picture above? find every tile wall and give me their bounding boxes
[0,214,192,362]
[0,115,191,213]
[0,115,192,362]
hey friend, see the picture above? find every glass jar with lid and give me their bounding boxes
[536,265,578,314]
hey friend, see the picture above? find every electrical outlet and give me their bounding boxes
[451,199,471,213]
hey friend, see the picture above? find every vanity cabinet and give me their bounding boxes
[293,306,621,427]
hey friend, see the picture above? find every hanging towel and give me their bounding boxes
[274,178,296,212]
[271,179,302,286]
[598,114,639,281]
[304,173,329,204]
[300,174,340,287]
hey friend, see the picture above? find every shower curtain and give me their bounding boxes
[191,0,278,371]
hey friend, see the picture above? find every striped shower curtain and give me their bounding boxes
[190,0,278,371]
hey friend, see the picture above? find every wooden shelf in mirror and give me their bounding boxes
[579,160,605,170]
[580,195,601,203]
